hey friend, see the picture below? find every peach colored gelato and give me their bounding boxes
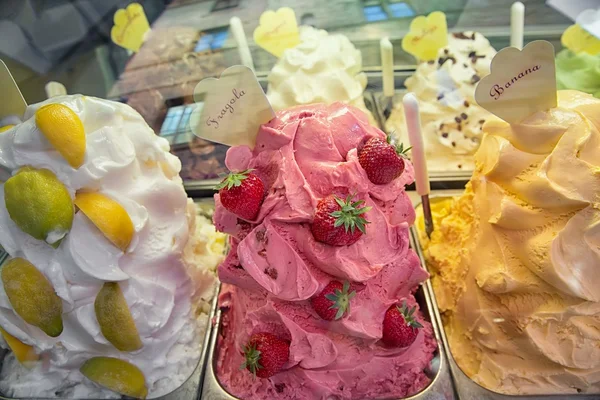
[420,90,600,394]
[214,103,436,399]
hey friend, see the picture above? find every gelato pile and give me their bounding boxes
[214,103,436,399]
[386,32,496,172]
[0,95,220,398]
[419,90,600,394]
[267,26,376,125]
[556,49,600,98]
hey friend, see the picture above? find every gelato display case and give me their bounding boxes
[1,1,600,399]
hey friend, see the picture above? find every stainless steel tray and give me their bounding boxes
[411,192,600,400]
[202,250,458,399]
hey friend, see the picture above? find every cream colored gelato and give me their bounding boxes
[267,26,375,124]
[420,90,600,394]
[386,32,496,172]
[0,95,219,398]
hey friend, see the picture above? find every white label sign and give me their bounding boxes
[475,40,557,124]
[190,65,275,148]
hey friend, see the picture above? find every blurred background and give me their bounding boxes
[0,0,577,185]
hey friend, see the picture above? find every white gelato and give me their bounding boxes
[267,26,375,124]
[0,95,217,398]
[386,32,496,172]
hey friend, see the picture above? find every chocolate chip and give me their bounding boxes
[452,32,471,40]
[471,74,481,84]
[451,141,456,147]
[457,125,462,131]
[478,119,485,124]
[458,164,462,169]
[444,48,449,54]
[255,229,266,242]
[461,113,468,120]
[442,133,449,138]
[275,383,285,393]
[440,123,445,129]
[428,60,435,65]
[463,63,468,68]
[464,100,470,107]
[437,93,444,100]
[468,51,476,58]
[454,116,462,124]
[264,267,278,279]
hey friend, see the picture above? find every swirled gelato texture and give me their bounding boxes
[556,49,600,98]
[0,95,215,398]
[214,103,436,399]
[386,32,496,172]
[267,26,375,124]
[420,90,600,394]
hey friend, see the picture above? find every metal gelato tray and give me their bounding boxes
[201,244,458,400]
[411,192,600,400]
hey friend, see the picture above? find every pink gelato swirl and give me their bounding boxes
[214,103,436,399]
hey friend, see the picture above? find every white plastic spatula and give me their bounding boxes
[403,93,433,238]
[0,60,27,122]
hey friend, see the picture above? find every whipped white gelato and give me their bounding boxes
[0,95,214,398]
[267,26,375,124]
[386,32,496,172]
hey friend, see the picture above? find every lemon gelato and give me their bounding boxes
[0,95,220,398]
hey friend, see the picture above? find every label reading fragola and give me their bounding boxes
[475,41,557,124]
[489,64,542,100]
[189,65,274,148]
[253,8,300,58]
[205,88,246,129]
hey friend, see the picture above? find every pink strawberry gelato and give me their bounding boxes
[214,103,437,399]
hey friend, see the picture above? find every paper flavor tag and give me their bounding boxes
[253,7,300,58]
[0,60,27,120]
[402,11,448,62]
[475,41,557,124]
[111,3,150,52]
[577,8,600,40]
[190,65,275,148]
[562,23,600,54]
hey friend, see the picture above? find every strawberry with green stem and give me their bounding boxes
[216,169,264,220]
[382,300,424,348]
[358,133,411,185]
[240,333,289,379]
[311,280,356,321]
[311,194,371,246]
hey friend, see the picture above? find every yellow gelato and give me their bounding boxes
[419,90,600,395]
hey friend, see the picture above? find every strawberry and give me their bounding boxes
[311,280,356,320]
[358,134,411,185]
[240,332,289,378]
[382,300,424,348]
[216,169,264,220]
[311,194,371,246]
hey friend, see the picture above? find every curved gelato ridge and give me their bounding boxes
[267,26,376,124]
[422,90,600,394]
[0,95,204,398]
[556,49,600,98]
[386,31,496,172]
[214,103,436,399]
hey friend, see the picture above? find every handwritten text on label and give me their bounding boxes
[489,65,541,100]
[206,89,246,128]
